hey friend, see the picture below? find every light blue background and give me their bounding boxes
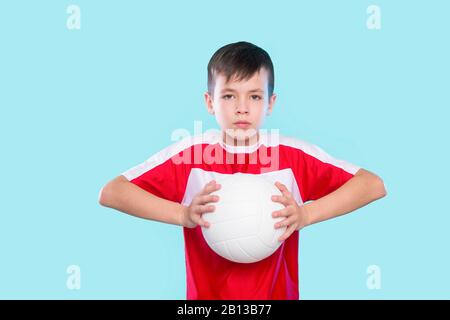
[1,0,449,299]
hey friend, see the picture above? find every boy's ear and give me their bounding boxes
[266,93,277,116]
[204,91,215,115]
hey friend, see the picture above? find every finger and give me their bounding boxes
[275,181,292,198]
[192,214,211,228]
[197,194,220,205]
[194,181,219,203]
[199,180,216,195]
[195,204,216,215]
[274,215,296,229]
[272,207,292,218]
[271,194,290,207]
[202,180,221,195]
[278,224,297,242]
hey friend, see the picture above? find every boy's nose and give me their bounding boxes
[235,102,249,114]
[236,108,249,115]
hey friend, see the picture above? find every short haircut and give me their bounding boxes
[207,41,275,97]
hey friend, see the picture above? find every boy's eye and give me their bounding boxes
[222,94,262,100]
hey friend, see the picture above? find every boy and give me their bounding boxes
[99,41,387,299]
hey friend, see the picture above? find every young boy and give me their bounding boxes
[99,41,387,300]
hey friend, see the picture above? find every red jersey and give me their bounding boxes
[122,131,360,299]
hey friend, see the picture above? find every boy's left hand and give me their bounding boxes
[271,181,310,242]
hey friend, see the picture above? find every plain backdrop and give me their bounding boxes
[0,0,449,299]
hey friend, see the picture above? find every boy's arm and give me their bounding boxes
[273,168,387,241]
[98,175,186,226]
[304,168,387,226]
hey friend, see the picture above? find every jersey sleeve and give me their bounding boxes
[299,143,361,202]
[121,143,187,203]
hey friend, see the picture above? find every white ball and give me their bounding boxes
[201,174,287,263]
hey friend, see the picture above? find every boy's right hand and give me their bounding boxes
[182,180,221,229]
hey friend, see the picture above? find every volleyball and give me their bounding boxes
[201,174,287,263]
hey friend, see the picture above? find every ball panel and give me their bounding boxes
[225,238,259,263]
[203,201,259,224]
[257,182,286,248]
[202,215,259,243]
[238,235,279,262]
[209,241,228,260]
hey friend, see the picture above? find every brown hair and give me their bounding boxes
[207,41,275,97]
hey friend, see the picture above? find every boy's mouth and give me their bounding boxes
[233,121,251,129]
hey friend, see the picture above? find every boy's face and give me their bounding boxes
[204,68,276,146]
